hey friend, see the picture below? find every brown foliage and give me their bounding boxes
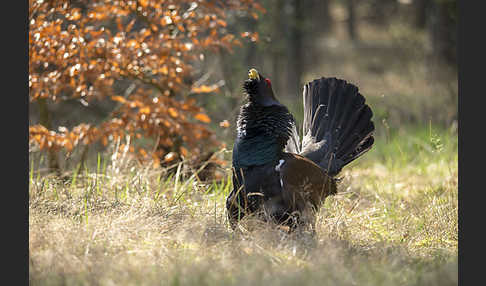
[29,0,263,168]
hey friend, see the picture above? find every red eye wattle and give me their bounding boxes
[265,78,272,86]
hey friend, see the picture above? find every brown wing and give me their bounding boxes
[278,153,336,212]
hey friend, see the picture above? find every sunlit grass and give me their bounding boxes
[29,125,457,285]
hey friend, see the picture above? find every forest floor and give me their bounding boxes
[29,125,457,286]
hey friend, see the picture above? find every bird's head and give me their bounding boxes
[243,68,280,106]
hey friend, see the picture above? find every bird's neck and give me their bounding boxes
[249,95,281,107]
[233,103,294,168]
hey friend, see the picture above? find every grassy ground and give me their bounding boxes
[29,125,457,285]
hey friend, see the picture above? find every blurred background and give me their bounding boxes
[29,0,457,174]
[207,0,457,138]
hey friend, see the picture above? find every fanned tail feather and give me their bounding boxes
[284,119,301,154]
[298,77,374,176]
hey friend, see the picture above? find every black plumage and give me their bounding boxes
[226,69,374,231]
[233,103,294,168]
[299,77,375,176]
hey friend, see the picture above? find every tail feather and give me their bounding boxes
[284,119,301,154]
[340,135,374,167]
[299,77,374,176]
[338,106,373,155]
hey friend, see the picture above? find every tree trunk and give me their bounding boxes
[347,0,358,42]
[287,0,304,98]
[311,0,332,36]
[302,0,332,70]
[321,0,332,34]
[38,98,60,173]
[415,0,429,29]
[271,0,285,96]
[427,0,457,68]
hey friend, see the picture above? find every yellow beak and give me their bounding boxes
[248,68,260,80]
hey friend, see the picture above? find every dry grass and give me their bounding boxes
[29,126,457,286]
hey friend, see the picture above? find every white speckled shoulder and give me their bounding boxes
[275,159,285,172]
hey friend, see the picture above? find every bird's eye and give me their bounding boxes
[265,78,272,87]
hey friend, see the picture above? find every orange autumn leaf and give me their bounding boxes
[191,84,219,94]
[194,113,211,123]
[212,159,227,166]
[65,140,73,152]
[111,96,126,103]
[168,107,178,118]
[152,155,161,168]
[216,19,227,27]
[139,148,148,157]
[160,65,169,75]
[219,120,230,128]
[179,146,189,157]
[139,106,151,114]
[164,152,177,162]
[127,39,139,48]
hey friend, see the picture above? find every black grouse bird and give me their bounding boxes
[226,68,375,231]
